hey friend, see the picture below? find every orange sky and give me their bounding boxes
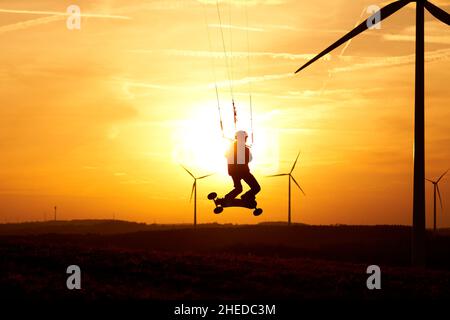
[0,0,449,226]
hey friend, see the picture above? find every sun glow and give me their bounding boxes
[172,101,280,176]
[172,103,231,176]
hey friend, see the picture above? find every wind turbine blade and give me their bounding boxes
[291,151,301,174]
[198,173,214,179]
[425,178,435,183]
[291,175,306,196]
[425,1,450,25]
[437,185,443,210]
[294,0,411,74]
[266,173,289,177]
[189,182,195,203]
[181,164,195,179]
[437,169,449,183]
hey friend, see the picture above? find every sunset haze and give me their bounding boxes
[0,0,449,227]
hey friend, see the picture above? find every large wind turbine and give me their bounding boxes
[294,0,450,266]
[426,169,448,233]
[181,165,213,227]
[267,152,305,225]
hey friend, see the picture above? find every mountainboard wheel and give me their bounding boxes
[208,192,217,200]
[253,208,263,216]
[214,206,224,214]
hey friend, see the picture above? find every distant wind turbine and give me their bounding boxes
[294,0,450,266]
[54,206,57,221]
[267,152,305,225]
[181,165,213,227]
[426,169,448,233]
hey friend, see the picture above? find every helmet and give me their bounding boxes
[235,130,248,139]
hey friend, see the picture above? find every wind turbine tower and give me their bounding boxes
[181,165,213,227]
[267,152,305,225]
[294,0,450,265]
[426,169,448,232]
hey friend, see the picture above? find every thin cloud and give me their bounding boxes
[115,71,296,96]
[208,23,265,32]
[119,180,152,185]
[212,72,294,88]
[0,15,64,35]
[384,34,450,45]
[247,87,385,102]
[262,24,299,31]
[115,78,197,99]
[285,88,378,99]
[383,21,450,45]
[114,172,127,176]
[0,8,130,35]
[120,79,190,91]
[396,0,450,7]
[197,0,285,6]
[0,8,130,19]
[331,48,450,73]
[263,24,351,34]
[130,49,331,61]
[209,23,354,34]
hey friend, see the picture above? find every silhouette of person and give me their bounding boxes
[224,130,261,202]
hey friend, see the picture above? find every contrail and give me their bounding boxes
[331,48,450,73]
[384,34,450,45]
[0,8,131,35]
[208,23,264,32]
[211,72,295,89]
[0,8,130,19]
[319,7,367,95]
[129,49,331,61]
[0,15,64,34]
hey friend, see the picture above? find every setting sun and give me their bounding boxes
[171,99,280,178]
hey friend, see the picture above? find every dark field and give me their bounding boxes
[1,220,450,301]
